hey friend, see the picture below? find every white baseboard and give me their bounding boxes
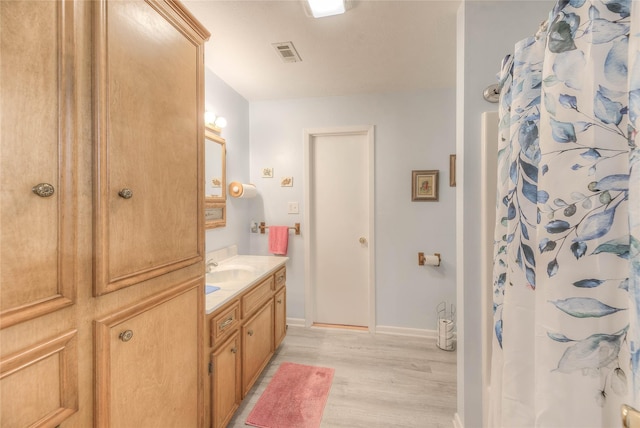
[285,321,458,342]
[285,321,436,338]
[377,325,458,343]
[375,325,437,338]
[286,317,305,327]
[453,412,463,428]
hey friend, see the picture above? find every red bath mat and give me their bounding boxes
[245,362,335,428]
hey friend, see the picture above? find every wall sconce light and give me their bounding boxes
[204,111,227,130]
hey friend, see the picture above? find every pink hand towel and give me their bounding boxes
[268,226,289,255]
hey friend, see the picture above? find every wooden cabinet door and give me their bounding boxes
[242,300,274,397]
[274,287,287,349]
[0,2,81,426]
[95,280,202,428]
[211,331,241,428]
[0,0,77,328]
[93,0,209,295]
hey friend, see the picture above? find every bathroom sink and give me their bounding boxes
[206,265,257,283]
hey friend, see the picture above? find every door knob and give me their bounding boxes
[359,237,367,244]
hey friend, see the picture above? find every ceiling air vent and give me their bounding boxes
[272,41,302,63]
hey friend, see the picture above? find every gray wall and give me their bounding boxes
[204,69,252,254]
[248,90,457,330]
[456,1,556,426]
[205,71,457,332]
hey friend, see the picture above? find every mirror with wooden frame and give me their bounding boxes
[205,125,226,229]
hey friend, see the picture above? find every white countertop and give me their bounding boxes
[205,254,288,314]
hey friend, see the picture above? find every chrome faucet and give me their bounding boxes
[206,259,218,272]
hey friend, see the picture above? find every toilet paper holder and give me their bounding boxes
[418,252,441,267]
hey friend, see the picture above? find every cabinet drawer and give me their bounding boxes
[241,277,273,319]
[274,267,286,290]
[210,301,240,347]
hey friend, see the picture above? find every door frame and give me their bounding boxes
[303,125,376,332]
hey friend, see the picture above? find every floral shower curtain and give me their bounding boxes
[490,0,640,426]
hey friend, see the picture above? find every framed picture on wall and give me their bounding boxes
[411,170,439,201]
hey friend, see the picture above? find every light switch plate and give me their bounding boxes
[288,202,299,214]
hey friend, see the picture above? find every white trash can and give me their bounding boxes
[436,301,456,351]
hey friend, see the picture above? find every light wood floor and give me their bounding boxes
[228,325,457,428]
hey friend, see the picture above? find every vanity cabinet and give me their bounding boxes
[0,1,209,427]
[206,267,287,428]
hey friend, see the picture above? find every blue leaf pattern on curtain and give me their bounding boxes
[490,0,640,425]
[491,33,546,425]
[627,0,640,405]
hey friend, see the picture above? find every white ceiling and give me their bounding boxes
[182,0,461,101]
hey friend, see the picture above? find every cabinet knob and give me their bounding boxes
[32,183,55,198]
[277,299,282,304]
[231,347,237,354]
[119,330,133,342]
[247,329,254,336]
[118,188,133,199]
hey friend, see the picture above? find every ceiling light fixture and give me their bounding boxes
[307,0,345,18]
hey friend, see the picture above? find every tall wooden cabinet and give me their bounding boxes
[0,1,210,427]
[1,2,80,426]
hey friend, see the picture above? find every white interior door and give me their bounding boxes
[304,126,374,328]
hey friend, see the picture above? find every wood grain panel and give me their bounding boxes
[274,267,286,289]
[0,330,78,427]
[274,287,287,349]
[242,300,274,397]
[93,0,209,295]
[210,300,239,347]
[241,276,274,319]
[211,331,241,428]
[0,0,77,328]
[94,279,203,428]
